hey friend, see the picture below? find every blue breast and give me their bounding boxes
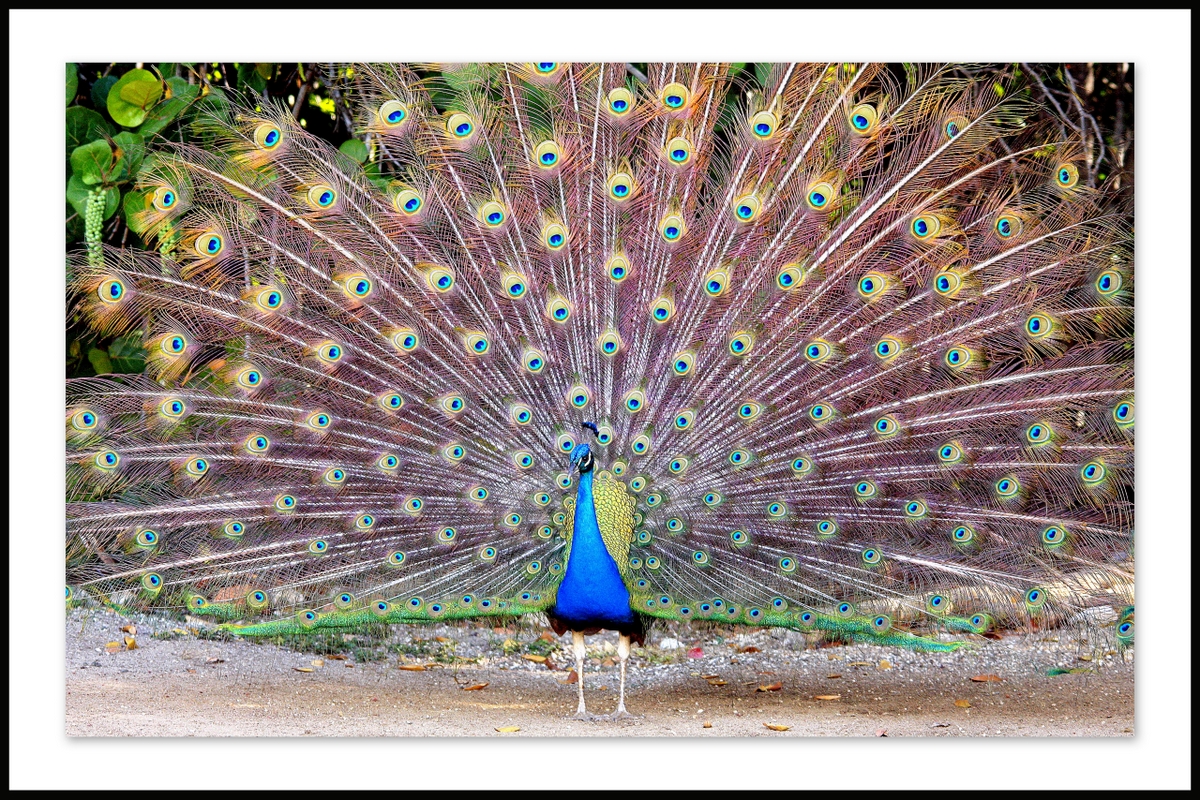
[552,470,635,626]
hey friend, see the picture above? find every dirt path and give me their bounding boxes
[65,607,1133,737]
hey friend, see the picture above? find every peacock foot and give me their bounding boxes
[569,711,600,721]
[605,707,639,721]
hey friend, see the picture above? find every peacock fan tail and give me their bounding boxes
[66,63,1133,717]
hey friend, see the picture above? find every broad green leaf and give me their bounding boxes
[90,75,117,108]
[87,347,113,376]
[67,177,118,219]
[66,106,114,153]
[728,63,747,78]
[108,68,161,127]
[113,131,145,179]
[339,138,368,164]
[70,139,114,185]
[107,332,147,373]
[66,63,78,105]
[237,63,266,93]
[137,78,199,136]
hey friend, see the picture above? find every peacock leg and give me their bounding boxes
[569,631,596,720]
[606,633,637,720]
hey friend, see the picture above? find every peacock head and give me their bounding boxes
[570,442,594,474]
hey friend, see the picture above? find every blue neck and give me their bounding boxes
[552,469,634,626]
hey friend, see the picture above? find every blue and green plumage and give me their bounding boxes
[66,63,1134,712]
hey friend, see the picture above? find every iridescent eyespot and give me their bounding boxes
[379,99,408,128]
[394,189,423,216]
[738,401,763,421]
[141,573,163,593]
[440,395,466,415]
[791,457,813,475]
[671,352,694,376]
[1041,525,1067,548]
[933,271,962,296]
[355,513,375,530]
[1055,163,1079,189]
[645,492,662,507]
[297,609,320,627]
[849,103,878,134]
[937,442,964,464]
[608,87,633,116]
[668,457,689,475]
[837,602,855,618]
[522,348,547,373]
[447,112,475,139]
[729,449,750,466]
[607,172,634,202]
[334,592,355,610]
[151,186,178,212]
[927,594,950,613]
[307,539,328,555]
[323,467,346,485]
[766,501,787,518]
[875,336,901,360]
[666,517,684,532]
[387,548,408,566]
[807,181,834,210]
[816,519,838,537]
[797,610,815,628]
[692,550,710,566]
[1025,313,1052,338]
[808,403,832,422]
[1113,401,1134,427]
[222,520,245,538]
[425,265,456,293]
[995,213,1022,238]
[98,278,125,304]
[631,434,651,455]
[377,453,399,471]
[952,524,975,544]
[194,232,224,258]
[911,214,941,239]
[1025,587,1047,609]
[254,124,282,150]
[404,497,424,514]
[537,525,554,540]
[776,263,804,291]
[702,492,722,507]
[750,111,777,139]
[730,529,749,546]
[510,403,532,426]
[306,184,337,209]
[903,500,928,518]
[462,332,490,356]
[93,450,119,470]
[304,411,331,431]
[436,526,458,543]
[943,115,967,139]
[623,388,646,413]
[1026,422,1053,445]
[315,341,344,364]
[732,194,761,222]
[160,334,188,355]
[606,254,631,283]
[245,589,269,610]
[729,332,754,357]
[645,557,661,570]
[659,215,686,242]
[778,557,797,574]
[944,347,972,369]
[596,425,613,445]
[534,140,562,169]
[543,223,568,251]
[1096,270,1123,295]
[855,480,877,499]
[674,410,695,430]
[995,476,1021,498]
[664,137,692,165]
[71,409,99,430]
[253,287,285,312]
[557,433,577,453]
[533,62,559,74]
[1117,621,1134,641]
[661,82,689,109]
[514,451,533,469]
[275,494,297,512]
[530,491,550,507]
[804,340,832,363]
[546,296,572,323]
[704,268,730,297]
[871,614,891,632]
[857,272,887,299]
[873,415,899,436]
[185,457,209,477]
[134,528,159,549]
[245,434,270,454]
[525,560,542,575]
[189,595,209,611]
[443,443,466,463]
[476,200,507,229]
[378,392,404,412]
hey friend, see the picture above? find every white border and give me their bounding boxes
[10,8,1190,791]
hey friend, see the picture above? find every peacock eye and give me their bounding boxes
[1096,270,1123,295]
[806,181,834,210]
[608,87,633,116]
[733,194,761,222]
[911,214,941,239]
[952,525,975,544]
[447,113,475,139]
[394,189,423,216]
[195,232,224,257]
[873,415,899,436]
[1055,163,1079,189]
[535,140,562,169]
[665,137,692,165]
[729,332,754,357]
[776,263,804,291]
[804,340,832,363]
[933,271,962,296]
[659,215,686,243]
[254,124,282,150]
[98,278,126,304]
[606,255,631,283]
[750,111,777,139]
[849,103,878,134]
[816,519,837,536]
[937,442,963,464]
[152,186,178,211]
[307,185,337,209]
[661,82,689,109]
[738,401,763,421]
[857,271,887,299]
[543,223,569,251]
[379,99,408,127]
[944,347,972,369]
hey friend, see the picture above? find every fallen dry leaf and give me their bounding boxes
[848,661,871,667]
[206,657,225,664]
[1078,654,1093,662]
[293,667,314,673]
[172,628,189,635]
[311,659,324,667]
[563,670,578,684]
[706,679,728,686]
[763,723,791,731]
[539,631,556,642]
[326,654,347,661]
[495,726,520,733]
[104,641,121,654]
[814,694,841,701]
[120,625,136,634]
[739,646,761,654]
[601,658,615,667]
[970,674,1002,683]
[701,674,720,679]
[703,722,713,729]
[954,699,972,708]
[398,665,425,671]
[521,654,547,663]
[344,663,354,668]
[461,683,489,691]
[827,654,842,661]
[123,636,138,650]
[757,681,783,692]
[827,674,842,679]
[877,659,892,670]
[434,636,451,643]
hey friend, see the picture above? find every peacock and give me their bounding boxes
[66,62,1134,721]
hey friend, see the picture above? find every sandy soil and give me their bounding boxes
[65,606,1133,737]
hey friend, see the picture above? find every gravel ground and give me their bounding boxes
[65,605,1133,737]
